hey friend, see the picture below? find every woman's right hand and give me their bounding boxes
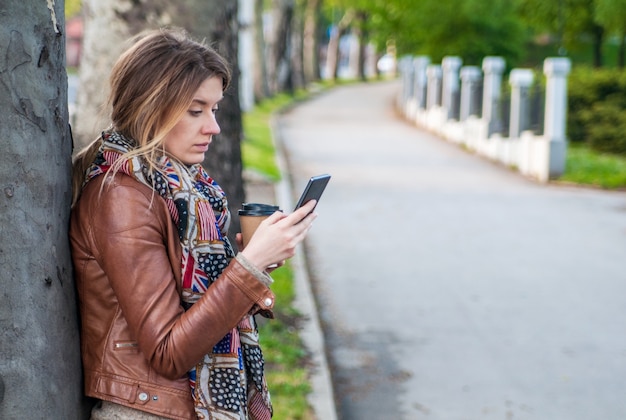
[239,200,317,270]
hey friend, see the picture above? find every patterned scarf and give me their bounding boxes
[84,130,272,419]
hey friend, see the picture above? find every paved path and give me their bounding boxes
[276,80,626,420]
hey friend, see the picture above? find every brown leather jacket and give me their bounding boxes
[70,174,275,419]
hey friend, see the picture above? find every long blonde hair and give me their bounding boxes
[71,28,231,206]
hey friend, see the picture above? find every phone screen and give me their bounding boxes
[294,174,331,211]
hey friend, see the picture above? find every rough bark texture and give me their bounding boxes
[0,1,89,417]
[72,0,175,148]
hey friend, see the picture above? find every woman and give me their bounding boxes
[70,28,316,420]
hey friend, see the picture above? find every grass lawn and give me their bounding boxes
[559,143,626,190]
[242,91,308,181]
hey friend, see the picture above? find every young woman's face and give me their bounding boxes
[163,76,223,165]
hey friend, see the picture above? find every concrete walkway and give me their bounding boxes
[276,80,626,420]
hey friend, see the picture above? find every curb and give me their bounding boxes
[271,116,339,420]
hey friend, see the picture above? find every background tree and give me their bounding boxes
[302,0,323,84]
[594,0,626,68]
[519,0,605,67]
[0,0,88,417]
[390,0,526,66]
[253,0,271,102]
[323,0,527,72]
[269,0,297,93]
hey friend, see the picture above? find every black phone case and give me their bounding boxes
[294,174,331,211]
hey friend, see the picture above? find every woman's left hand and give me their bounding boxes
[236,232,285,272]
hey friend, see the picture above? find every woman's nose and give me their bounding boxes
[203,115,220,135]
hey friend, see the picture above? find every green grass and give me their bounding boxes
[242,91,309,181]
[258,263,314,420]
[242,90,316,420]
[560,143,626,189]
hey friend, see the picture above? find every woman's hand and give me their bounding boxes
[235,233,284,273]
[239,200,317,271]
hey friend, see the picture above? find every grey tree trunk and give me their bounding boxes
[253,0,270,101]
[271,0,295,93]
[72,0,174,148]
[0,1,88,418]
[325,11,352,81]
[302,0,322,84]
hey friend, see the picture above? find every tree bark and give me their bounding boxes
[271,0,295,93]
[253,0,270,101]
[355,10,369,81]
[302,0,322,84]
[325,10,353,80]
[619,34,625,69]
[73,0,175,149]
[0,1,88,417]
[591,24,605,68]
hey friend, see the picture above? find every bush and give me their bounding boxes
[568,67,626,155]
[585,96,626,155]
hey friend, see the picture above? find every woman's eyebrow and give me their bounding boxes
[191,96,224,106]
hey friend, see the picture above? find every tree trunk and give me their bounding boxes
[325,10,352,81]
[355,11,369,81]
[592,24,604,68]
[271,0,295,93]
[253,0,270,102]
[0,1,88,417]
[290,3,305,91]
[303,0,322,84]
[175,0,245,246]
[73,0,175,149]
[619,34,625,69]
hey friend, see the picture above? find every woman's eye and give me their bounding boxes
[189,110,202,116]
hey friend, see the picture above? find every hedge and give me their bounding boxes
[568,67,626,155]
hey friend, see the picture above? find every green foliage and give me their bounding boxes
[585,97,626,154]
[413,0,527,65]
[567,66,626,155]
[324,0,528,66]
[561,143,626,188]
[594,0,626,35]
[65,0,81,19]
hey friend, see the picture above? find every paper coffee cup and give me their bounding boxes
[238,203,280,247]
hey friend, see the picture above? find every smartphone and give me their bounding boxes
[294,174,331,212]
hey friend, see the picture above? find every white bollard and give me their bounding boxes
[542,57,572,179]
[460,66,482,121]
[413,56,431,110]
[482,56,506,136]
[508,69,535,139]
[426,65,442,110]
[441,56,463,120]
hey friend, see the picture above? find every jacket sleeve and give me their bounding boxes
[91,178,275,379]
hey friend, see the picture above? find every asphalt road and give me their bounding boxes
[276,80,626,420]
